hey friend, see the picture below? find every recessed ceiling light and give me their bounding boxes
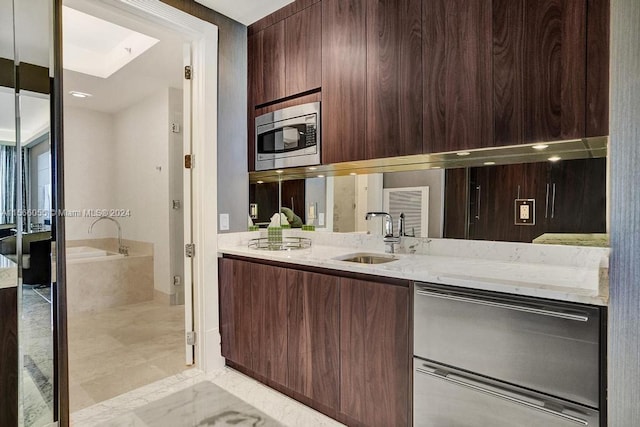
[456,152,471,156]
[256,180,264,184]
[431,166,441,169]
[317,174,325,178]
[349,172,357,176]
[276,170,283,174]
[484,161,496,165]
[69,91,92,98]
[532,144,549,150]
[308,167,317,171]
[548,156,562,162]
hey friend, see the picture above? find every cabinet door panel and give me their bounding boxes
[250,263,288,385]
[249,21,285,107]
[285,2,322,96]
[321,0,367,163]
[366,0,422,159]
[218,258,253,368]
[340,278,410,427]
[523,0,586,142]
[585,0,609,137]
[287,270,340,410]
[424,0,493,152]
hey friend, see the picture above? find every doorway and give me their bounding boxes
[61,0,197,413]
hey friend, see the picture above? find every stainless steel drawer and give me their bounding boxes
[414,358,599,427]
[414,283,601,408]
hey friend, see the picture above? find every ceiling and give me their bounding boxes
[63,0,185,114]
[0,90,50,145]
[195,0,295,25]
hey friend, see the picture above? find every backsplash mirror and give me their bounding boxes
[249,157,608,246]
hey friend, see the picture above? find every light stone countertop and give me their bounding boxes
[218,231,610,306]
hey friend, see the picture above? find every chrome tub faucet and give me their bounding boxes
[88,216,129,256]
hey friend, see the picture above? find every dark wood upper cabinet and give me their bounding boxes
[248,20,286,107]
[218,258,253,369]
[366,0,423,159]
[423,0,494,153]
[287,270,340,411]
[321,0,367,164]
[340,277,410,427]
[250,263,288,385]
[285,2,322,97]
[248,0,608,167]
[586,0,610,137]
[494,0,588,145]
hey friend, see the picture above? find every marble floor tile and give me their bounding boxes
[99,381,283,427]
[72,368,345,427]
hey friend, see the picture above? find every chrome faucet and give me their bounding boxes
[365,211,405,254]
[88,216,129,256]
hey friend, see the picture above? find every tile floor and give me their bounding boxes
[68,296,186,412]
[71,368,345,427]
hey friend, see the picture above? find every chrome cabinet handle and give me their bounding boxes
[475,185,481,220]
[415,289,589,322]
[545,183,550,219]
[415,366,589,426]
[551,183,556,219]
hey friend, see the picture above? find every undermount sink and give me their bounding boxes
[334,252,397,264]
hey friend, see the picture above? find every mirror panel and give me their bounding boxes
[249,157,608,247]
[12,0,55,425]
[0,0,19,424]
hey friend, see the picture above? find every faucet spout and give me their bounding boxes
[88,216,128,256]
[365,211,402,254]
[364,212,394,237]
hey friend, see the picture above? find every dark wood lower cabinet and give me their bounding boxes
[218,257,411,427]
[0,287,18,425]
[219,258,253,368]
[287,270,340,411]
[340,278,410,427]
[250,263,288,385]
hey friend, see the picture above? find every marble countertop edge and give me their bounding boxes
[217,244,608,307]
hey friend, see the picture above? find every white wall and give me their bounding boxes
[63,107,116,240]
[64,89,178,297]
[113,89,172,296]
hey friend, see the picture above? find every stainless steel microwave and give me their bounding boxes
[255,102,320,171]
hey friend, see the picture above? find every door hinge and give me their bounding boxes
[185,154,194,168]
[171,123,181,133]
[184,65,192,80]
[186,331,196,346]
[185,243,195,258]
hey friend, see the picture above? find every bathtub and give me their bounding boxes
[66,246,124,262]
[66,243,152,315]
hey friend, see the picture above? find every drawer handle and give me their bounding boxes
[416,290,589,322]
[416,367,589,426]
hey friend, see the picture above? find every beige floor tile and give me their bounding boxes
[67,297,185,411]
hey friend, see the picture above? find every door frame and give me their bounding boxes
[93,0,222,372]
[54,6,222,417]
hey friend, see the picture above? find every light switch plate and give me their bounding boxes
[318,212,325,226]
[514,199,535,225]
[219,213,230,230]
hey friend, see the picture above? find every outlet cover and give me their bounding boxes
[515,199,535,225]
[220,213,230,230]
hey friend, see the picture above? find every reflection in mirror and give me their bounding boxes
[11,0,55,425]
[250,158,608,247]
[0,0,19,423]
